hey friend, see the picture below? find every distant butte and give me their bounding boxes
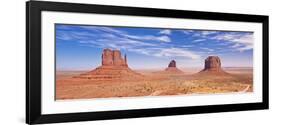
[164,60,184,74]
[75,49,143,80]
[198,56,228,75]
[168,60,177,67]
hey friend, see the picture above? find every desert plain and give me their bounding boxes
[55,49,253,100]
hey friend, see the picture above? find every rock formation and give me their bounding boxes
[75,49,143,80]
[168,60,176,67]
[164,60,184,74]
[203,56,222,71]
[199,56,227,74]
[101,48,127,67]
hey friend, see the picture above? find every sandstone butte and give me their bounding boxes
[74,49,143,80]
[164,60,184,74]
[198,56,228,75]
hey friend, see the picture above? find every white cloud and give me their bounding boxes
[191,39,206,43]
[230,43,242,48]
[201,31,218,35]
[156,36,171,42]
[181,29,254,52]
[200,47,214,52]
[192,31,219,37]
[79,33,157,50]
[237,45,253,52]
[153,48,200,59]
[80,26,171,42]
[84,38,200,59]
[211,33,253,52]
[128,48,151,55]
[159,29,171,35]
[182,29,253,52]
[182,30,218,38]
[181,45,194,48]
[56,32,72,40]
[58,25,200,60]
[129,47,200,60]
[79,26,125,34]
[123,34,171,42]
[182,30,195,35]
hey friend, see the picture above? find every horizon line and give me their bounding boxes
[56,66,254,71]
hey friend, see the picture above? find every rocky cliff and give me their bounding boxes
[199,56,227,75]
[102,49,127,67]
[75,49,143,80]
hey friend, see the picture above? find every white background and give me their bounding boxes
[0,0,279,125]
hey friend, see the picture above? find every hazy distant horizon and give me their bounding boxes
[56,24,253,70]
[56,66,253,72]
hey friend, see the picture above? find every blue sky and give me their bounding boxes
[56,24,253,70]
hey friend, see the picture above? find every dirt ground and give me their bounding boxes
[56,67,253,100]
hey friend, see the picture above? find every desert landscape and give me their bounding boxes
[56,49,253,100]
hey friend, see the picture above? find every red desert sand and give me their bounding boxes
[56,49,253,100]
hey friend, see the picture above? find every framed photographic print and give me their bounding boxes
[26,1,269,124]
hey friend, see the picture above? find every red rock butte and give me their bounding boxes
[164,60,184,74]
[102,49,128,67]
[199,56,228,75]
[75,49,143,80]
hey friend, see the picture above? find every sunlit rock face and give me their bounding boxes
[75,49,143,80]
[198,56,228,75]
[102,49,127,67]
[203,56,222,72]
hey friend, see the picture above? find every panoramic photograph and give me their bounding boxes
[55,24,253,100]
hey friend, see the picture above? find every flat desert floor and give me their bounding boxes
[56,67,253,100]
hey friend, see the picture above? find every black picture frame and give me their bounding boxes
[26,1,269,124]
